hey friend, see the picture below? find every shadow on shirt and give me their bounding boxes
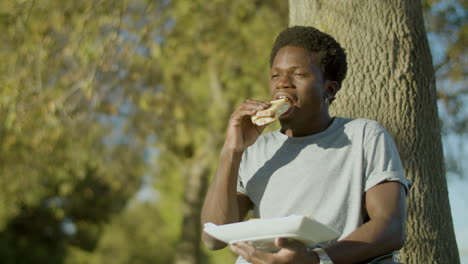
[245,124,351,208]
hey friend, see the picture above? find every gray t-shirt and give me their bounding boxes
[235,117,408,263]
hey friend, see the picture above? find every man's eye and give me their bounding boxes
[271,74,279,78]
[294,72,307,76]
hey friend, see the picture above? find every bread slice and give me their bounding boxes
[251,98,292,126]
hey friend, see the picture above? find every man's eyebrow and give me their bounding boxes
[271,65,308,70]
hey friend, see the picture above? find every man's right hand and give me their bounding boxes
[202,99,267,250]
[224,99,271,153]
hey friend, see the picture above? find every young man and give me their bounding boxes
[201,26,409,264]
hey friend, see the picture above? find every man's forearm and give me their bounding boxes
[201,148,244,249]
[324,217,405,264]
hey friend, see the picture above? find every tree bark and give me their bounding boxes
[289,1,460,263]
[174,162,210,264]
[173,60,228,264]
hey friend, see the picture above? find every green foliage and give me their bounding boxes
[147,1,290,198]
[0,0,288,262]
[64,202,176,264]
[0,0,147,262]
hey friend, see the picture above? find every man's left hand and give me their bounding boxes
[230,237,319,264]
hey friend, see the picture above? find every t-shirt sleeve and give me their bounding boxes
[363,125,410,193]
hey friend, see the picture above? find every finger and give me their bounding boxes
[230,242,256,256]
[255,109,273,117]
[230,242,272,263]
[275,237,306,250]
[230,243,256,262]
[233,107,272,123]
[234,103,268,118]
[233,108,258,118]
[245,99,272,106]
[233,101,271,121]
[252,117,276,126]
[254,123,269,134]
[242,100,271,110]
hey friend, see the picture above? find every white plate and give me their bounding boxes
[204,215,340,252]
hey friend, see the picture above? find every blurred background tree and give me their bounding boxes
[140,1,289,263]
[423,0,467,177]
[0,0,150,263]
[0,0,464,263]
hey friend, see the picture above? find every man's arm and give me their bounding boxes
[229,181,406,264]
[200,149,253,250]
[200,99,270,250]
[323,181,407,263]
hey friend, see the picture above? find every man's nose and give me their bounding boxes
[276,74,294,89]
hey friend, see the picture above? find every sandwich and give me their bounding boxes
[251,97,293,126]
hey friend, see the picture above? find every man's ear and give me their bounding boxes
[325,80,340,98]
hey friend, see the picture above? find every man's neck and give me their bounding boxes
[280,114,333,137]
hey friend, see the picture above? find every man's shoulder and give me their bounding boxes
[248,131,279,150]
[257,129,282,141]
[339,117,385,134]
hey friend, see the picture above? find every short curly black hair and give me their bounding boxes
[270,26,347,88]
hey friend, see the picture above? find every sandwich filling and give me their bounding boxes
[251,98,293,126]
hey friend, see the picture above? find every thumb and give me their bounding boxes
[275,237,305,250]
[254,123,268,134]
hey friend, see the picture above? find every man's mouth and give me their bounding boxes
[275,95,296,117]
[275,94,296,105]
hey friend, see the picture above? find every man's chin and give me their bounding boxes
[279,109,295,120]
[278,115,295,126]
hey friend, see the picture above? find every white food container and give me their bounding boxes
[204,215,341,252]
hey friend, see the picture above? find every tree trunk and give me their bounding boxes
[174,161,210,264]
[172,60,228,264]
[289,1,459,263]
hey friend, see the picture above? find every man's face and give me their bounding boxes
[269,45,330,123]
